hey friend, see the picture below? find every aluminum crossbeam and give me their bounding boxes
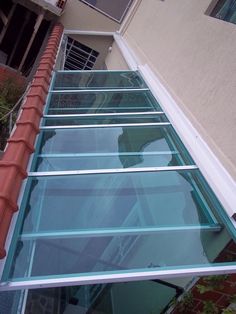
[28,165,198,177]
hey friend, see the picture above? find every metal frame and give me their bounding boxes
[37,151,179,158]
[56,70,135,73]
[28,165,198,177]
[40,122,171,130]
[46,107,157,112]
[50,88,149,93]
[43,111,164,118]
[64,30,115,36]
[20,224,222,240]
[47,107,156,112]
[64,60,92,71]
[1,264,236,291]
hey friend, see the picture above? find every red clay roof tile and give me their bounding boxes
[0,23,64,259]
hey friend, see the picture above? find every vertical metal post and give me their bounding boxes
[8,112,13,135]
[18,11,45,72]
[7,11,31,67]
[0,4,16,44]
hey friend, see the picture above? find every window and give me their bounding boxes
[64,37,99,71]
[210,0,236,24]
[79,0,134,23]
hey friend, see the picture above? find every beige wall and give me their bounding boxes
[123,0,236,179]
[59,0,119,31]
[105,41,129,70]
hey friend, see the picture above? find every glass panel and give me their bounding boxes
[46,90,160,114]
[3,168,230,284]
[6,229,235,281]
[18,170,220,236]
[36,154,183,171]
[210,0,236,25]
[3,70,236,289]
[80,0,134,22]
[23,280,178,314]
[43,114,168,126]
[53,71,147,90]
[0,290,22,314]
[33,126,194,171]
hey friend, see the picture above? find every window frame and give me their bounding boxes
[79,0,134,23]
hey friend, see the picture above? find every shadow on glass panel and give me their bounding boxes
[47,91,160,114]
[53,71,146,90]
[33,126,193,171]
[23,280,181,314]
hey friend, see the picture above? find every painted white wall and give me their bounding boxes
[122,0,236,180]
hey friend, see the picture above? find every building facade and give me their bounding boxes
[0,0,236,313]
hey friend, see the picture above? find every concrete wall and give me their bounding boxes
[105,41,129,70]
[59,0,119,31]
[123,0,236,179]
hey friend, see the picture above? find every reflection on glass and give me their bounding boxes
[81,0,134,22]
[43,114,168,126]
[33,126,193,171]
[8,229,233,281]
[53,71,147,90]
[24,280,178,314]
[21,171,218,234]
[47,90,161,114]
[3,169,231,282]
[0,290,22,314]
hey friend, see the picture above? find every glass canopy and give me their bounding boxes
[0,280,181,314]
[47,90,160,114]
[53,71,147,90]
[1,71,236,291]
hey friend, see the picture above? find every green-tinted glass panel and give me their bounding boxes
[33,126,194,171]
[18,170,219,236]
[211,0,236,25]
[43,114,168,126]
[53,71,147,90]
[6,228,234,281]
[2,70,236,291]
[46,90,161,114]
[0,290,22,314]
[35,154,182,171]
[23,281,178,314]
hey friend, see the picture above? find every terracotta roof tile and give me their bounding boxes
[0,23,64,259]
